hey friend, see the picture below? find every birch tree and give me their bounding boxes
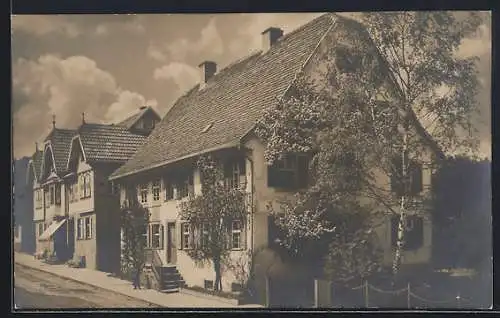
[179,155,248,291]
[255,12,483,278]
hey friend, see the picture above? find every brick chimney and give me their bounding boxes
[198,61,217,89]
[261,27,283,52]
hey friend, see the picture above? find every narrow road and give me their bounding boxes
[14,264,159,309]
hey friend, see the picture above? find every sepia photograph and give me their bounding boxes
[11,11,492,310]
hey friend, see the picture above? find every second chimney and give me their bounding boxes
[198,61,217,88]
[261,27,283,52]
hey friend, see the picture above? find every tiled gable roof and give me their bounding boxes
[31,149,43,180]
[44,128,77,177]
[111,13,338,179]
[116,106,160,129]
[77,123,148,162]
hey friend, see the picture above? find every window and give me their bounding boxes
[164,179,174,201]
[390,158,423,197]
[69,182,78,202]
[147,223,164,249]
[145,119,155,129]
[267,154,309,190]
[38,222,45,237]
[78,215,93,240]
[79,172,92,199]
[201,223,209,248]
[181,223,193,249]
[35,189,43,209]
[140,184,149,203]
[231,220,242,250]
[224,159,246,190]
[77,218,84,239]
[49,185,55,205]
[176,173,193,199]
[55,184,61,205]
[152,180,161,202]
[391,215,424,251]
[44,189,50,207]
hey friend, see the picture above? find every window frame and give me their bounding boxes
[140,183,149,204]
[176,173,193,200]
[147,222,164,249]
[79,172,92,199]
[268,154,309,190]
[77,215,93,240]
[181,223,193,249]
[231,220,243,250]
[164,179,174,201]
[152,180,161,202]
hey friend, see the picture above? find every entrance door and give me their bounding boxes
[166,222,177,264]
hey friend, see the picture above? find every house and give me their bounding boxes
[29,107,160,270]
[13,157,35,254]
[109,13,444,293]
[31,122,76,260]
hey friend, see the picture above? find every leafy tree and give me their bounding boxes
[432,156,491,270]
[179,155,249,291]
[255,12,483,279]
[120,189,150,287]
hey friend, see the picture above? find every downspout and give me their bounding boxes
[240,144,255,254]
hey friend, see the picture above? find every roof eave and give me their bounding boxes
[109,140,241,181]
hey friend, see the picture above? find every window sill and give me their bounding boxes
[231,248,244,251]
[146,247,163,250]
[77,237,94,241]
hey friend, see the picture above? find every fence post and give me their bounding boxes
[314,279,332,308]
[265,275,270,307]
[364,280,369,308]
[407,282,411,309]
[456,292,461,309]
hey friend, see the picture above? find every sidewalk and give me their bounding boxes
[14,252,262,308]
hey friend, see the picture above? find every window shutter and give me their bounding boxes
[390,157,404,197]
[177,223,183,250]
[409,162,423,195]
[391,216,399,248]
[267,163,278,187]
[297,155,309,189]
[160,224,165,249]
[405,216,424,250]
[241,220,247,250]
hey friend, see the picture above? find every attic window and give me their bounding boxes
[202,122,214,133]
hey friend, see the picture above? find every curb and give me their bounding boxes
[14,262,162,308]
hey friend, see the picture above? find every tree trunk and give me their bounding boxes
[214,255,222,291]
[392,131,408,277]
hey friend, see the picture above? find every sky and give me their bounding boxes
[11,12,492,160]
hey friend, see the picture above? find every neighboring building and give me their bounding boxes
[13,156,35,254]
[33,124,76,260]
[109,13,444,293]
[29,107,160,271]
[63,106,159,272]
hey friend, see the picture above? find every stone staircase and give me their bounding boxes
[144,249,185,293]
[160,266,186,293]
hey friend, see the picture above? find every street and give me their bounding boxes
[14,264,159,309]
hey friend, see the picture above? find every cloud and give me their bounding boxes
[107,90,158,122]
[153,62,199,92]
[147,44,167,62]
[94,16,146,37]
[11,15,81,38]
[228,13,322,55]
[12,55,156,158]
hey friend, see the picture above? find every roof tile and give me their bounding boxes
[111,13,337,179]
